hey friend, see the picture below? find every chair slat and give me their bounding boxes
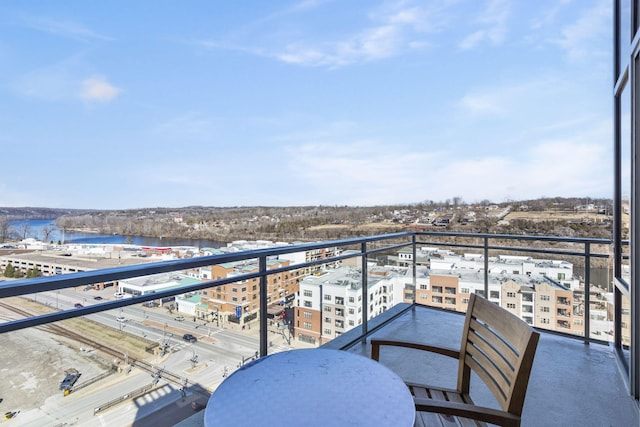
[468,328,516,382]
[471,296,533,351]
[469,318,520,369]
[465,352,509,405]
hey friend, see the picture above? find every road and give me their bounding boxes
[8,286,307,426]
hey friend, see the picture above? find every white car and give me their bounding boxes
[114,292,125,299]
[116,316,127,323]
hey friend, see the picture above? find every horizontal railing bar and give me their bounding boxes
[415,231,611,245]
[0,233,413,298]
[415,240,609,259]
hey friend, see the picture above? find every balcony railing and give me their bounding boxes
[1,230,635,425]
[0,231,615,347]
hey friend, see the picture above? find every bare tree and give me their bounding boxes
[0,218,8,243]
[19,223,31,240]
[41,225,56,243]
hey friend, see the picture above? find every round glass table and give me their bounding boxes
[204,348,415,427]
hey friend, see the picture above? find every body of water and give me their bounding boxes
[7,219,226,249]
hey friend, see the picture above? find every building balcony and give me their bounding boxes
[0,231,637,426]
[326,303,639,427]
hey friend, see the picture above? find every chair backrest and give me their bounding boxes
[458,293,540,416]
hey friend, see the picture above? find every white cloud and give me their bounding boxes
[458,0,510,50]
[79,77,121,103]
[555,2,610,61]
[21,15,114,42]
[204,1,444,68]
[284,114,611,206]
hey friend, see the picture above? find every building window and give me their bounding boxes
[540,318,550,324]
[335,297,344,305]
[303,311,312,318]
[507,292,516,298]
[541,306,550,312]
[303,290,312,297]
[324,317,331,323]
[507,303,516,309]
[348,296,355,303]
[303,322,312,329]
[348,308,355,315]
[324,294,332,301]
[232,288,238,293]
[324,306,332,312]
[461,288,470,294]
[303,301,312,308]
[445,297,456,305]
[432,296,443,304]
[541,295,550,301]
[432,286,442,293]
[490,291,500,299]
[419,284,428,290]
[324,328,332,335]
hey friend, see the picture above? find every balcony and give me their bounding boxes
[0,231,638,426]
[331,304,639,427]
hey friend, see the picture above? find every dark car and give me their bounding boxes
[183,333,197,343]
[93,296,103,301]
[59,369,81,391]
[74,303,83,308]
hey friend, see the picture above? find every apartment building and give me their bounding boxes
[410,251,607,337]
[201,258,302,327]
[294,265,406,345]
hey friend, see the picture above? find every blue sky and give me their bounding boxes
[0,0,612,209]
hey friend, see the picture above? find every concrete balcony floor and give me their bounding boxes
[343,305,639,427]
[185,304,639,427]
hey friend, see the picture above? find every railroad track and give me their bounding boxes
[0,301,131,362]
[0,301,212,398]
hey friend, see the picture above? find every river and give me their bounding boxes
[7,219,227,249]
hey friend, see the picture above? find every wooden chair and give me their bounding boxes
[371,293,540,427]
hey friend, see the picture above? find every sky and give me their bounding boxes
[0,0,613,209]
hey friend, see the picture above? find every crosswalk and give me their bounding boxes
[133,383,176,405]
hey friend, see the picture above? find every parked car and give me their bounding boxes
[93,296,103,301]
[74,303,83,308]
[116,316,127,323]
[174,315,185,321]
[59,369,81,391]
[183,333,197,343]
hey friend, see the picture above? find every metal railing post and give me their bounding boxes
[361,242,368,343]
[412,234,417,305]
[259,255,268,357]
[584,243,591,344]
[483,237,489,298]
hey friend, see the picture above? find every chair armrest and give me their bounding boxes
[370,338,459,361]
[413,398,521,427]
